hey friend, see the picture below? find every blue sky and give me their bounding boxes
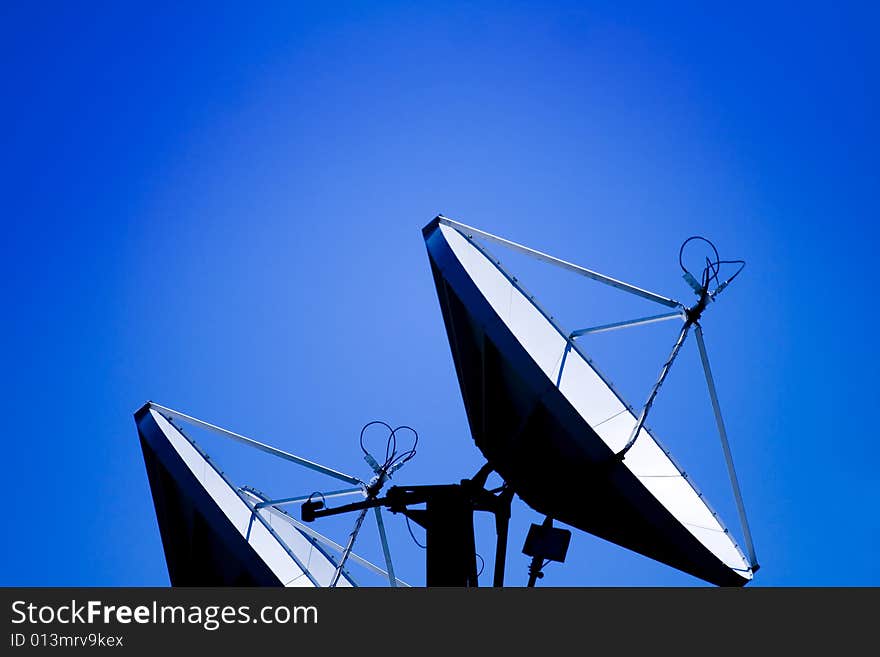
[2,1,877,586]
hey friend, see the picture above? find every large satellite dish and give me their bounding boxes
[422,216,758,586]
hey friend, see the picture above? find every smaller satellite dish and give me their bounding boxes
[135,402,407,587]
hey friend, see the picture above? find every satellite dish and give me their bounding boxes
[135,403,408,587]
[422,216,759,586]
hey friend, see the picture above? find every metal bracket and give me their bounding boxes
[438,216,683,309]
[148,402,363,486]
[694,324,758,569]
[570,311,684,339]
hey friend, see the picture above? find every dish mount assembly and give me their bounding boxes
[303,463,517,587]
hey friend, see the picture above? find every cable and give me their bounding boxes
[305,491,326,507]
[329,421,419,587]
[405,513,482,579]
[359,420,394,459]
[358,421,419,496]
[679,236,719,281]
[678,236,746,297]
[405,514,426,549]
[386,425,418,471]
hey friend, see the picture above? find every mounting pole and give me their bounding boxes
[527,516,553,588]
[492,486,515,587]
[303,466,513,587]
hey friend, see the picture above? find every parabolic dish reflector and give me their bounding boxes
[136,404,355,586]
[423,217,754,586]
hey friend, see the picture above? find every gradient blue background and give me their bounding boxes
[2,1,877,586]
